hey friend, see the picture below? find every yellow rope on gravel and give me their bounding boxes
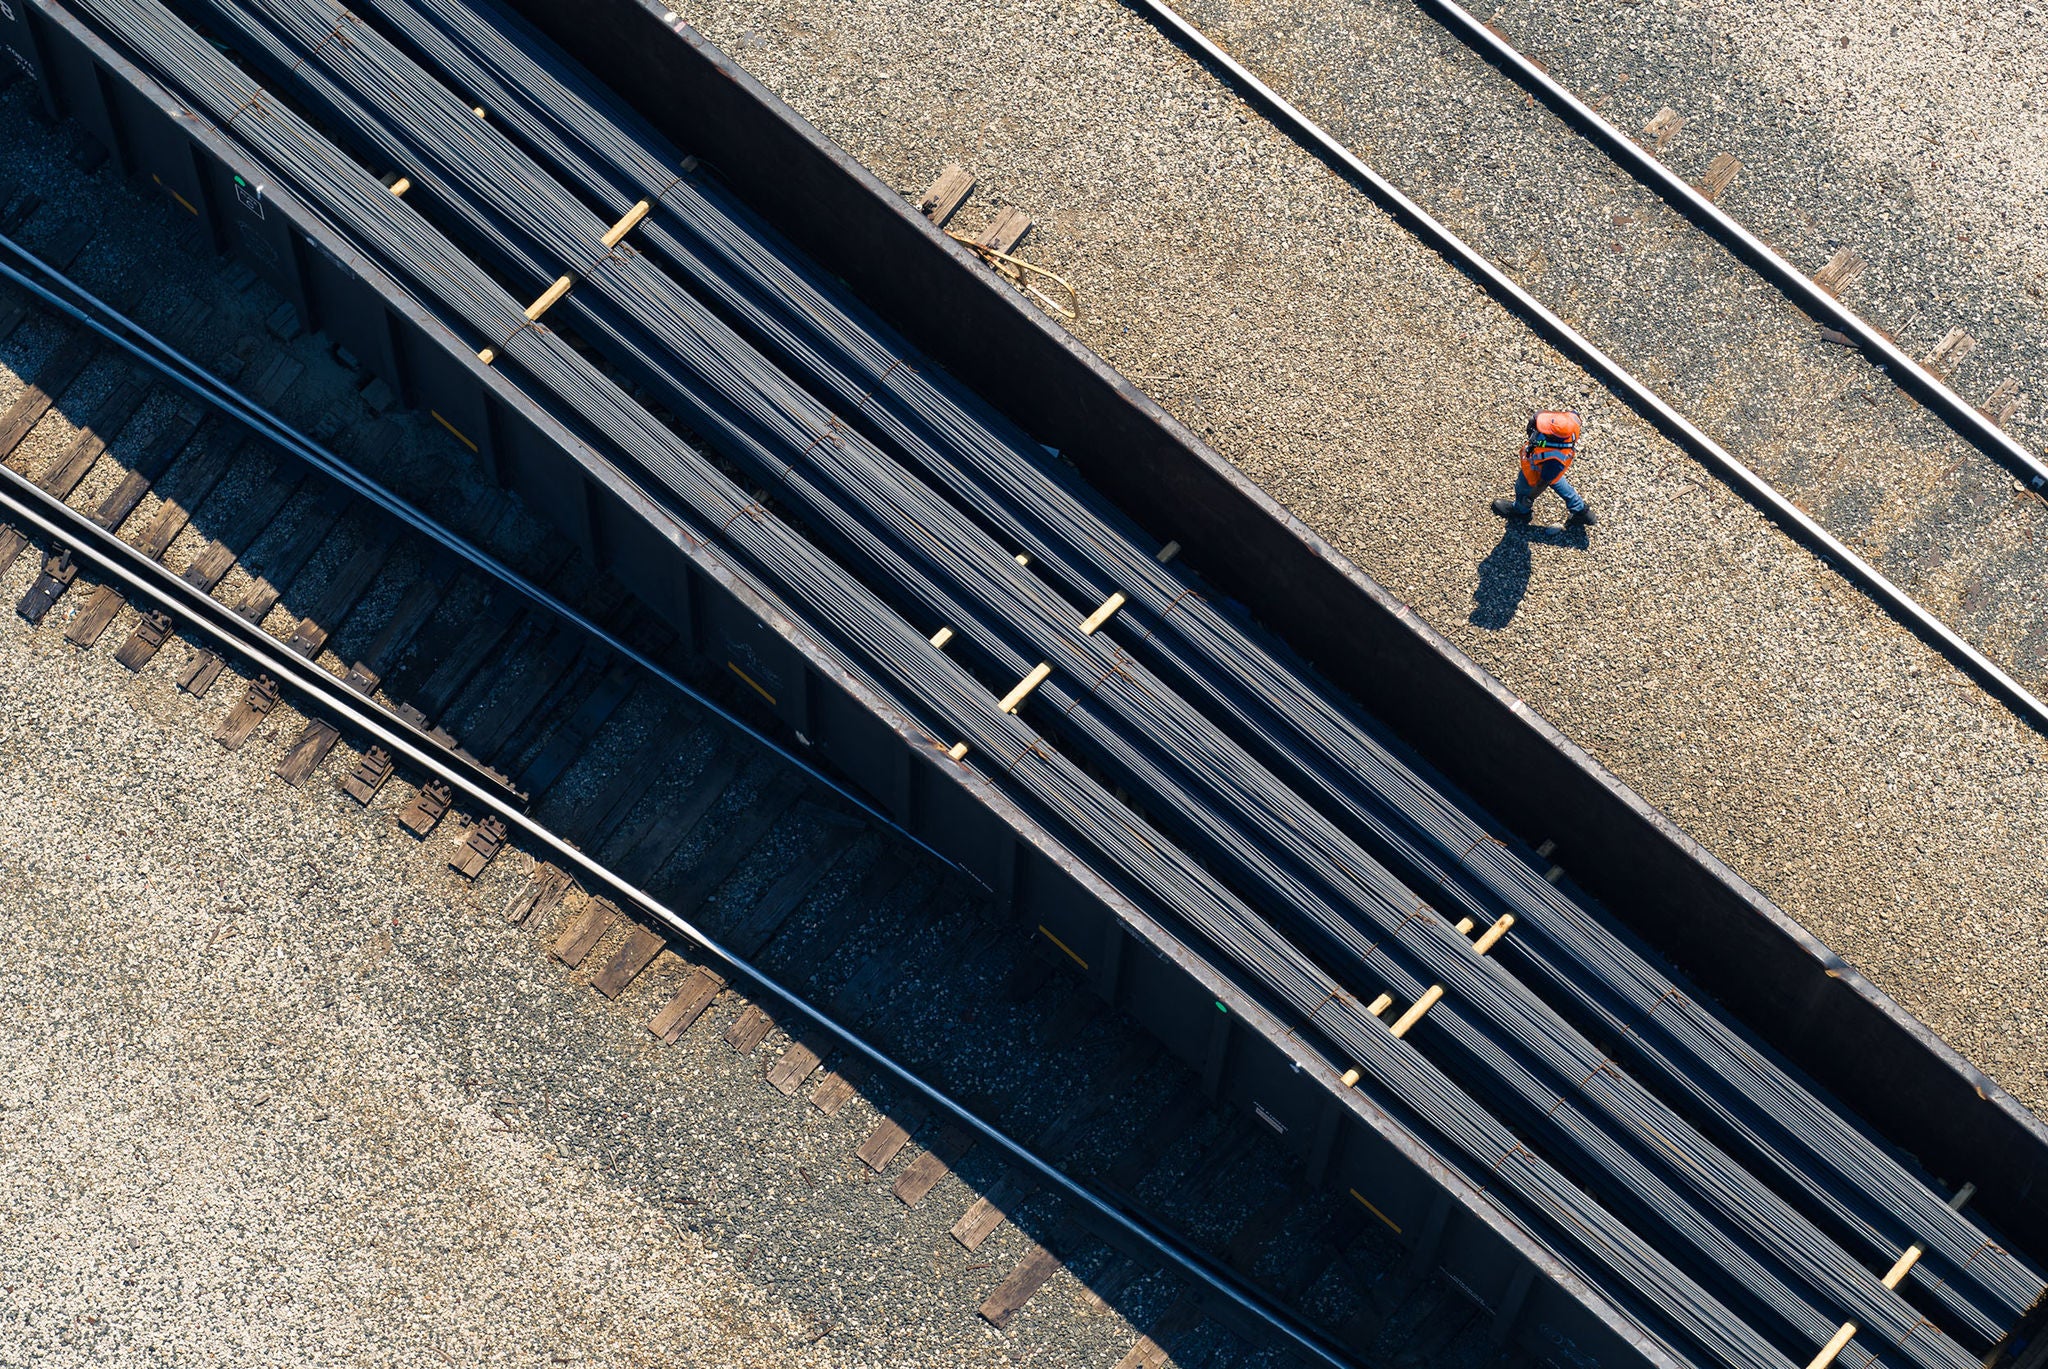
[944,230,1079,320]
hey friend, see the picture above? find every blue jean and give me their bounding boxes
[1513,471,1587,515]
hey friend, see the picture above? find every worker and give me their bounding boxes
[1492,410,1596,526]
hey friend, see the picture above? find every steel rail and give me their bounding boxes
[1127,0,2048,740]
[0,445,1364,1369]
[1401,0,2048,493]
[0,229,974,884]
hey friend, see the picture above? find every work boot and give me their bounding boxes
[1491,499,1530,521]
[1567,505,1599,527]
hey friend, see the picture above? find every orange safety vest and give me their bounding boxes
[1520,410,1582,488]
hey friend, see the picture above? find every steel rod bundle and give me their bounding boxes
[337,0,2044,1339]
[58,0,2040,1361]
[165,4,2036,1359]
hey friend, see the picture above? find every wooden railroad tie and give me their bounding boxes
[1805,1182,1978,1369]
[17,546,78,624]
[1696,152,1741,202]
[341,744,395,805]
[894,1124,974,1207]
[592,926,664,1000]
[1982,377,2022,429]
[177,647,225,697]
[273,719,341,788]
[214,674,279,751]
[398,779,453,836]
[64,585,126,649]
[552,896,617,968]
[450,814,508,878]
[1641,106,1685,153]
[1813,247,1866,298]
[649,965,726,1043]
[1923,327,1976,374]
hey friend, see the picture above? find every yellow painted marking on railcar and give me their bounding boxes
[1350,1189,1402,1235]
[726,661,776,706]
[1036,925,1089,970]
[151,175,199,216]
[428,410,478,452]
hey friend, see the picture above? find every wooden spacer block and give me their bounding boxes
[601,200,652,248]
[1473,914,1516,955]
[1366,993,1393,1017]
[1388,986,1444,1039]
[930,625,954,649]
[1339,1067,1361,1087]
[947,742,970,761]
[386,177,411,197]
[523,274,574,323]
[1453,917,1476,936]
[1155,540,1181,564]
[1080,591,1126,636]
[998,662,1052,714]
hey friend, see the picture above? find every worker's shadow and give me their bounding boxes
[1470,522,1588,630]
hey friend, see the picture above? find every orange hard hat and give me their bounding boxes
[1530,410,1583,442]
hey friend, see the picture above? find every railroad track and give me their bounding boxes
[0,88,1521,1369]
[1132,0,2048,723]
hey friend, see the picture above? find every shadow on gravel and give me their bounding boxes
[1471,522,1587,630]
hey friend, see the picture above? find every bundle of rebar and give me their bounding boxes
[56,0,2042,1362]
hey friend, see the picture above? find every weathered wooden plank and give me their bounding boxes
[232,486,353,624]
[1697,152,1741,201]
[809,1056,869,1116]
[951,1172,1029,1251]
[917,163,976,227]
[857,1107,924,1171]
[551,897,617,967]
[649,966,725,1042]
[0,333,96,461]
[517,657,637,796]
[63,584,125,648]
[765,1029,830,1096]
[36,374,149,498]
[606,743,741,885]
[724,816,860,957]
[89,402,207,532]
[176,647,225,696]
[182,465,304,591]
[503,863,574,924]
[660,768,807,916]
[892,1124,974,1207]
[592,926,665,1000]
[449,815,508,879]
[397,779,453,836]
[17,547,78,624]
[287,524,399,657]
[1114,1297,1204,1369]
[0,526,30,576]
[1813,247,1866,297]
[974,206,1031,254]
[341,744,396,805]
[979,1242,1063,1328]
[723,1003,776,1053]
[213,674,279,750]
[273,719,341,787]
[1641,105,1685,152]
